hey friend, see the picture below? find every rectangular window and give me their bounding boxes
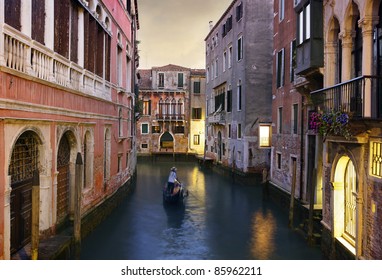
[117,45,123,85]
[228,124,232,138]
[141,143,148,149]
[178,73,184,88]
[192,108,202,119]
[276,48,285,88]
[215,59,218,77]
[298,4,311,45]
[371,142,382,177]
[118,154,122,173]
[279,0,285,21]
[237,82,242,111]
[193,135,200,145]
[259,124,271,147]
[141,123,149,134]
[238,123,242,139]
[290,40,296,82]
[292,104,298,134]
[277,153,282,170]
[194,81,201,94]
[174,126,185,134]
[237,36,243,61]
[158,73,164,88]
[228,46,233,68]
[227,90,232,112]
[143,100,151,115]
[299,11,304,44]
[223,51,227,72]
[278,107,283,134]
[152,126,161,134]
[236,2,243,21]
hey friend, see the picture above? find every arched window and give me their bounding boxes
[344,159,356,241]
[119,108,123,137]
[104,128,111,184]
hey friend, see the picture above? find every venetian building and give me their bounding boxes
[310,0,382,259]
[136,65,192,155]
[205,0,273,173]
[0,0,139,259]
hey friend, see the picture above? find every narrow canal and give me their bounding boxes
[80,159,323,260]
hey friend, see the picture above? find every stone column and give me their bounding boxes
[324,42,338,87]
[359,17,378,117]
[78,8,85,68]
[21,0,32,37]
[339,30,354,82]
[3,176,11,260]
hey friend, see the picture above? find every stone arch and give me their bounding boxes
[331,151,358,247]
[343,1,360,33]
[326,16,342,85]
[56,129,78,226]
[363,0,381,19]
[83,128,94,190]
[160,131,174,150]
[8,130,43,255]
[103,126,111,185]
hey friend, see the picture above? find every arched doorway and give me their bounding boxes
[217,131,222,162]
[9,131,40,254]
[57,134,71,225]
[160,131,174,150]
[333,155,357,245]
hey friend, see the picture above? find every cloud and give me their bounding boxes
[137,0,233,69]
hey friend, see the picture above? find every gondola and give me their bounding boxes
[163,182,188,204]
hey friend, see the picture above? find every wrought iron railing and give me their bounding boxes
[310,76,382,119]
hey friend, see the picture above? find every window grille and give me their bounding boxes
[9,132,39,184]
[371,142,382,177]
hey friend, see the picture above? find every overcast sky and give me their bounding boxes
[137,0,233,70]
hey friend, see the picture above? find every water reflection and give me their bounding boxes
[250,210,276,259]
[80,160,322,260]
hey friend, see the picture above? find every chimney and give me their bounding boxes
[209,21,214,30]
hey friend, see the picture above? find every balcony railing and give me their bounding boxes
[310,76,382,119]
[208,111,226,124]
[156,114,184,121]
[1,25,112,101]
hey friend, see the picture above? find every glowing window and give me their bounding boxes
[259,124,271,147]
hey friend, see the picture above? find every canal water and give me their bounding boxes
[80,159,323,260]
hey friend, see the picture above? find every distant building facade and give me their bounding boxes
[189,69,207,155]
[204,0,273,173]
[136,65,205,155]
[0,0,139,259]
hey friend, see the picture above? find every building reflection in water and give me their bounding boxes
[250,210,276,259]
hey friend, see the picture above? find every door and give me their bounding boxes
[57,135,70,224]
[9,131,39,254]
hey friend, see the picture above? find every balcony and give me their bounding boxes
[1,25,112,101]
[310,76,382,119]
[208,111,226,125]
[156,114,184,121]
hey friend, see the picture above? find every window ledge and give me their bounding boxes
[336,236,356,256]
[118,136,127,142]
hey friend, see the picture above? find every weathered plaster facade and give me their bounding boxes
[136,65,205,155]
[0,0,139,259]
[205,0,273,173]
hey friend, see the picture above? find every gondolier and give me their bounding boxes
[167,166,179,194]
